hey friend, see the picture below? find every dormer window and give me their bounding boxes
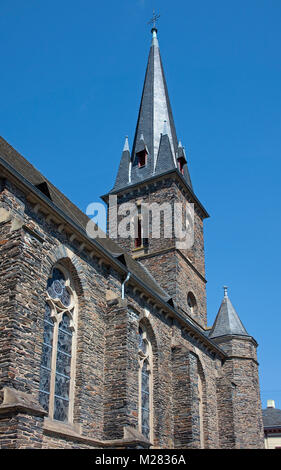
[35,181,52,200]
[137,150,147,168]
[177,157,185,175]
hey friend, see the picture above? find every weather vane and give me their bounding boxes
[148,10,160,30]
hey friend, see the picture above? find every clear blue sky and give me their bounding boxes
[1,0,281,409]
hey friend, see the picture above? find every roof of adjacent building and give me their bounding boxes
[209,287,249,339]
[112,29,193,192]
[263,407,281,428]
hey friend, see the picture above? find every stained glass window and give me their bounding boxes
[39,303,54,412]
[54,314,72,421]
[47,268,71,307]
[198,371,205,448]
[39,266,76,423]
[138,326,153,441]
[141,361,150,438]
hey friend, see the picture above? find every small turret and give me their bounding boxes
[113,136,131,190]
[209,286,249,339]
[155,121,175,174]
[212,287,264,448]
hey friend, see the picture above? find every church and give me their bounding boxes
[0,26,264,448]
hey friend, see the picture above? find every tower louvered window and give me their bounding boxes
[135,218,142,248]
[138,326,153,441]
[39,266,77,423]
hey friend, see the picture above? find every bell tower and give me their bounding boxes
[102,27,209,329]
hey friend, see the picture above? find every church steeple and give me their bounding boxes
[112,28,192,191]
[103,25,209,328]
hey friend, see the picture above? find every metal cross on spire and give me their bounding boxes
[148,10,160,30]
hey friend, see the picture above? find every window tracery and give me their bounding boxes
[39,265,77,423]
[138,326,153,440]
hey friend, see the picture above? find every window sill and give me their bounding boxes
[43,417,81,437]
[133,245,144,251]
[132,246,145,258]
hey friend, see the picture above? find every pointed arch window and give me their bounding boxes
[135,217,142,248]
[187,292,197,316]
[134,204,144,249]
[138,326,153,441]
[39,266,77,423]
[197,367,205,448]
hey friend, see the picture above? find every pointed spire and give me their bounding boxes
[176,142,193,189]
[123,135,129,152]
[135,133,147,153]
[209,287,249,339]
[130,27,178,182]
[155,133,175,174]
[177,141,185,159]
[113,136,131,190]
[151,27,159,47]
[110,28,194,193]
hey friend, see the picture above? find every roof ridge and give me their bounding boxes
[0,135,172,305]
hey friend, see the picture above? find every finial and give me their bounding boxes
[148,10,160,35]
[223,286,228,298]
[178,140,183,148]
[123,136,129,152]
[162,120,167,135]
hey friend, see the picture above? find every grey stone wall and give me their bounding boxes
[110,176,207,328]
[0,176,264,449]
[215,336,264,448]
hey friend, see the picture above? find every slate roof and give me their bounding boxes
[209,290,249,339]
[114,137,131,190]
[155,133,175,174]
[112,29,193,192]
[263,408,281,428]
[0,135,230,359]
[0,136,171,304]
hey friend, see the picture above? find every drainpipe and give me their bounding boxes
[121,272,131,300]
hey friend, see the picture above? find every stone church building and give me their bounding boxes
[0,28,264,448]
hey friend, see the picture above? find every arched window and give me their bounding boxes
[187,291,197,315]
[39,266,77,423]
[197,363,206,448]
[138,326,153,441]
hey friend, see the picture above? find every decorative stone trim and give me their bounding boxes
[225,355,259,366]
[0,387,46,418]
[23,224,45,243]
[0,207,12,223]
[43,417,81,436]
[43,421,150,448]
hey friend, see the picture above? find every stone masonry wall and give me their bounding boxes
[215,336,264,448]
[0,176,263,448]
[110,175,207,328]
